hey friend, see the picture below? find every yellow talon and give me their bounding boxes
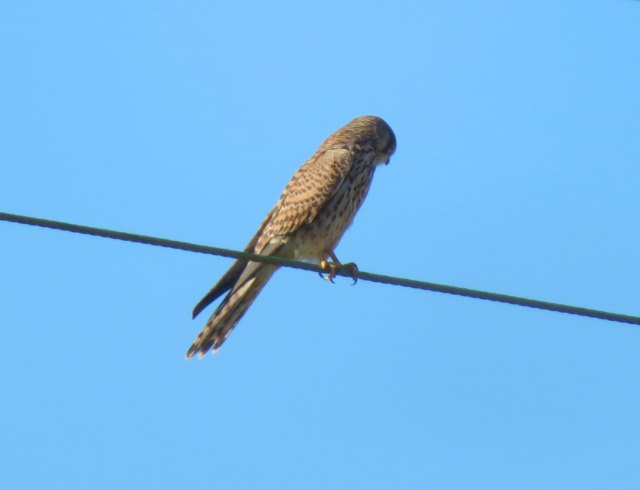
[319,260,338,283]
[319,258,359,284]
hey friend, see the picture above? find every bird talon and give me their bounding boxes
[318,271,336,283]
[343,262,359,285]
[320,259,338,283]
[319,259,358,284]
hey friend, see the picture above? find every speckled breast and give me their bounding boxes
[288,158,377,261]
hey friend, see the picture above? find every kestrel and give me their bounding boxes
[187,115,396,358]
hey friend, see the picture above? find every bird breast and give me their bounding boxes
[287,159,376,261]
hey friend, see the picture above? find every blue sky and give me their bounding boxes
[1,1,639,489]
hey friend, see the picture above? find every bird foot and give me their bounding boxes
[342,262,359,285]
[319,260,359,285]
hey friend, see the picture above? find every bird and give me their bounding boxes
[186,115,396,358]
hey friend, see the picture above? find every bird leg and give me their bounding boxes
[319,250,359,285]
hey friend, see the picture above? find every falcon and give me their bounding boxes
[187,115,396,358]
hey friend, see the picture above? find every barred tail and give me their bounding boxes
[186,264,276,358]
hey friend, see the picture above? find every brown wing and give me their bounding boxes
[226,147,354,299]
[254,147,353,253]
[191,147,352,320]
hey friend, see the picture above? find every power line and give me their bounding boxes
[2,210,639,327]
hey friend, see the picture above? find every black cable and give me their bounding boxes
[2,211,639,326]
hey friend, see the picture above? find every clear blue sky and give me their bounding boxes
[1,1,639,489]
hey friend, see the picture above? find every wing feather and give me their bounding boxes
[255,147,353,252]
[192,147,352,320]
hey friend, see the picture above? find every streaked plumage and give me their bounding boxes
[187,115,396,358]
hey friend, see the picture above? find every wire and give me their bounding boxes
[2,211,639,327]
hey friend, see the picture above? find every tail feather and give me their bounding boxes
[192,258,247,319]
[186,263,276,358]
